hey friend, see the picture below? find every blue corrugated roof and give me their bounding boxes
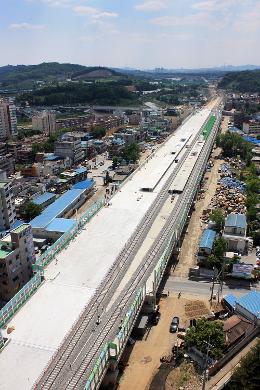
[33,192,56,206]
[31,189,84,229]
[74,167,87,175]
[225,213,246,229]
[199,229,216,250]
[223,294,237,309]
[236,291,260,319]
[72,179,95,190]
[46,218,77,233]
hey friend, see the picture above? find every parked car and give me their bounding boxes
[151,311,161,325]
[170,316,179,333]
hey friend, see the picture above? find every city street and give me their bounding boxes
[164,276,260,298]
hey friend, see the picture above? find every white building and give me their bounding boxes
[223,213,247,253]
[0,99,18,139]
[32,111,56,135]
[55,136,84,165]
[243,120,260,135]
[0,180,16,233]
[0,224,35,302]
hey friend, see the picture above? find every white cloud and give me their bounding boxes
[150,12,209,26]
[135,1,168,11]
[9,23,45,30]
[74,6,118,19]
[27,0,72,7]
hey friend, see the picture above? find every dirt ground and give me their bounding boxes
[165,361,201,390]
[173,116,229,279]
[118,295,212,390]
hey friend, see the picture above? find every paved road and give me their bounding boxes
[164,276,259,298]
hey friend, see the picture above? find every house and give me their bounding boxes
[223,213,247,253]
[223,291,260,325]
[223,315,254,348]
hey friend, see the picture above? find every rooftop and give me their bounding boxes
[30,188,85,229]
[72,179,94,190]
[45,218,77,233]
[0,107,213,390]
[11,224,30,235]
[225,213,247,229]
[199,229,217,250]
[236,291,260,319]
[32,192,56,206]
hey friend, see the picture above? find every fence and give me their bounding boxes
[33,197,105,272]
[0,197,105,330]
[0,272,42,328]
[83,108,222,389]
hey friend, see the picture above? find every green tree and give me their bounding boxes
[112,156,118,170]
[20,201,42,222]
[122,143,140,163]
[92,127,106,139]
[208,237,227,270]
[210,208,225,232]
[185,319,225,360]
[226,341,260,390]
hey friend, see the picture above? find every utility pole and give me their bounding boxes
[202,337,212,390]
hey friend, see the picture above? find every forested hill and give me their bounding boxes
[218,70,260,93]
[0,63,120,89]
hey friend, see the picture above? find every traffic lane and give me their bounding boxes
[164,277,259,298]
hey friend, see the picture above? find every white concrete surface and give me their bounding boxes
[0,107,212,390]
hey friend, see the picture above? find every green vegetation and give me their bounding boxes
[20,201,42,221]
[17,129,42,140]
[185,319,225,359]
[216,132,252,165]
[17,82,138,106]
[208,237,228,270]
[122,143,140,163]
[225,341,260,390]
[219,70,260,93]
[31,128,71,157]
[91,127,106,139]
[209,208,225,232]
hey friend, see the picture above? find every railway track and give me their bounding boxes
[56,111,221,390]
[35,111,215,389]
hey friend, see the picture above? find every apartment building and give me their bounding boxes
[32,111,57,135]
[55,135,84,165]
[0,154,15,177]
[0,224,35,302]
[0,98,18,139]
[243,120,260,135]
[0,181,16,232]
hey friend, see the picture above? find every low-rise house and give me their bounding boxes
[198,229,217,257]
[223,213,247,253]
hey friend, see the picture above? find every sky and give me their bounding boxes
[1,0,260,68]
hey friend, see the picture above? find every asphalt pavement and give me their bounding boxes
[164,276,260,299]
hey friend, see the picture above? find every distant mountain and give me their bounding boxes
[218,70,260,93]
[71,67,120,80]
[0,63,121,89]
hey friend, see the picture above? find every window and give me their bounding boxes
[9,260,12,265]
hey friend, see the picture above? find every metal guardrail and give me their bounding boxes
[83,109,222,390]
[0,198,105,331]
[34,111,212,389]
[0,272,42,328]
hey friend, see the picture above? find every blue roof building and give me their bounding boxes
[32,192,56,208]
[72,179,94,191]
[224,291,260,323]
[225,213,247,230]
[199,229,217,255]
[45,218,77,234]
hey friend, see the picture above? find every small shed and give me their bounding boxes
[198,229,217,256]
